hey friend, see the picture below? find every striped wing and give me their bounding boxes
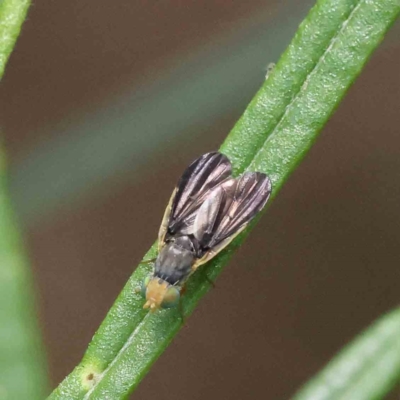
[193,171,272,256]
[161,152,232,241]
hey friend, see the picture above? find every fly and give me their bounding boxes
[141,151,272,311]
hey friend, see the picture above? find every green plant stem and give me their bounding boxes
[0,1,48,399]
[0,0,30,79]
[0,148,48,399]
[49,0,400,399]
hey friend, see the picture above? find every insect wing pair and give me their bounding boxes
[142,152,272,311]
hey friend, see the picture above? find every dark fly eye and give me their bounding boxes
[141,276,151,298]
[160,286,180,309]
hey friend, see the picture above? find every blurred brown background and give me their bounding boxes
[1,1,400,399]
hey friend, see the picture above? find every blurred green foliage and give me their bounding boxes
[0,0,48,399]
[0,150,48,398]
[293,307,400,400]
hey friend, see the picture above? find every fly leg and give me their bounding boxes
[192,251,220,288]
[177,286,187,325]
[200,265,216,288]
[178,298,186,324]
[205,274,216,287]
[135,257,157,294]
[139,257,157,265]
[265,62,275,79]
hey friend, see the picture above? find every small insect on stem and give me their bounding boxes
[140,152,272,312]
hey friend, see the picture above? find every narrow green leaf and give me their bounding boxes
[0,146,48,398]
[0,1,48,399]
[292,307,400,400]
[49,0,400,398]
[0,0,30,80]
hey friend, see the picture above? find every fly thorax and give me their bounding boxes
[155,236,195,285]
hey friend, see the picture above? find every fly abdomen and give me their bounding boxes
[154,236,195,285]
